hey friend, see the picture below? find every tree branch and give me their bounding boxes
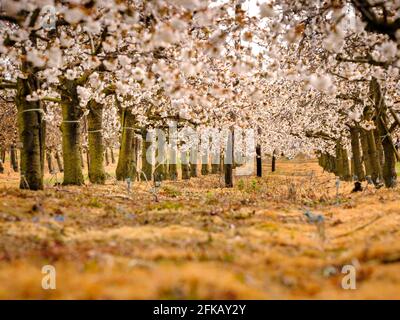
[336,93,363,104]
[351,0,400,41]
[336,53,389,68]
[0,15,19,24]
[0,82,17,89]
[41,97,62,103]
[305,130,336,141]
[389,107,400,129]
[328,70,368,82]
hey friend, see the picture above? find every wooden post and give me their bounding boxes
[256,144,262,177]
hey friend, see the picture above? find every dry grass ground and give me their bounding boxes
[0,157,399,299]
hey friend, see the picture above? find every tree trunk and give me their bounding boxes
[190,148,198,177]
[55,151,64,172]
[10,144,18,172]
[211,151,220,174]
[1,149,5,163]
[201,152,209,175]
[362,99,382,185]
[327,154,333,172]
[86,149,90,171]
[211,152,220,174]
[154,160,167,181]
[141,130,153,181]
[46,151,54,174]
[59,79,84,185]
[87,100,106,184]
[321,153,327,172]
[359,129,372,177]
[320,153,328,172]
[131,138,139,181]
[220,154,225,173]
[271,150,276,172]
[350,126,365,181]
[224,129,234,187]
[318,153,323,169]
[110,148,115,164]
[168,145,178,181]
[329,154,336,173]
[0,149,4,173]
[341,146,351,181]
[320,153,324,167]
[335,141,344,179]
[181,151,190,180]
[370,77,397,187]
[104,149,109,166]
[350,157,355,177]
[154,130,167,181]
[380,130,397,187]
[324,154,330,172]
[374,129,385,169]
[366,128,382,184]
[61,100,84,186]
[80,149,85,169]
[211,163,220,174]
[15,75,45,190]
[116,108,136,181]
[132,137,140,180]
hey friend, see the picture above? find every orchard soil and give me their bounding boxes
[0,157,399,299]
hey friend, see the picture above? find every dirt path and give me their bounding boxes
[0,159,399,299]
